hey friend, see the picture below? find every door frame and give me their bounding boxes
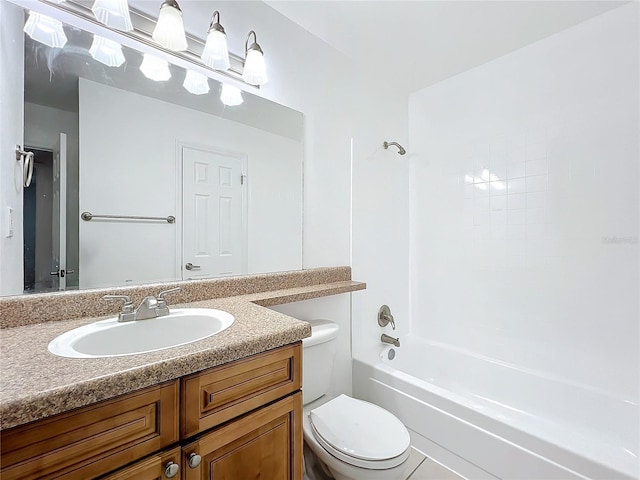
[175,140,248,281]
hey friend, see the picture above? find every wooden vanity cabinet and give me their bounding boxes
[181,392,302,480]
[0,342,303,480]
[0,381,179,480]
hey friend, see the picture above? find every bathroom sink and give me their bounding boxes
[48,308,235,358]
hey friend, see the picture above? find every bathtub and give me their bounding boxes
[352,335,639,480]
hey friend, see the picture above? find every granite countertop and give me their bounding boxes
[0,280,365,430]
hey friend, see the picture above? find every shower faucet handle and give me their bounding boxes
[378,305,396,330]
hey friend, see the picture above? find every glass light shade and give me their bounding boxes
[152,3,188,52]
[183,70,210,95]
[89,35,125,67]
[91,0,133,32]
[23,12,68,49]
[242,48,268,86]
[201,30,230,70]
[49,0,66,3]
[220,84,243,106]
[139,53,171,81]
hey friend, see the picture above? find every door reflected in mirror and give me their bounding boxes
[19,9,303,294]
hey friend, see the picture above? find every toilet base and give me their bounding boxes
[304,443,335,480]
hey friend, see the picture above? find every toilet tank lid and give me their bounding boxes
[302,319,339,348]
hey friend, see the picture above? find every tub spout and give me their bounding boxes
[381,334,400,347]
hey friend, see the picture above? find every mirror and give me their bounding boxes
[18,7,303,294]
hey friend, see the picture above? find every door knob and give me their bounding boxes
[185,263,201,271]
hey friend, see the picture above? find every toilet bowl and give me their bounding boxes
[302,320,412,480]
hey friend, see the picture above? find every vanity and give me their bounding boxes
[0,267,366,479]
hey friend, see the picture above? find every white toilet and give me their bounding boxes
[302,320,412,480]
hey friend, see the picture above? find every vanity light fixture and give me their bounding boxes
[220,83,243,106]
[201,11,230,71]
[89,35,125,67]
[152,0,188,52]
[139,53,171,81]
[91,0,133,32]
[23,11,68,48]
[183,70,210,95]
[242,30,267,86]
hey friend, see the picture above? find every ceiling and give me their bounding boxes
[265,1,626,94]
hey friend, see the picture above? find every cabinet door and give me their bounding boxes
[182,392,302,480]
[0,381,179,480]
[98,447,181,480]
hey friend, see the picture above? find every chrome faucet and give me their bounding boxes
[381,333,400,347]
[134,295,161,320]
[103,287,180,322]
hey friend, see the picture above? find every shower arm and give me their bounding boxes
[383,141,406,155]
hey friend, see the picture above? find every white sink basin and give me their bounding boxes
[48,308,235,358]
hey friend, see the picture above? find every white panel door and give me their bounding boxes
[182,146,245,279]
[51,133,68,290]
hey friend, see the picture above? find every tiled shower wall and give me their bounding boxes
[409,3,639,399]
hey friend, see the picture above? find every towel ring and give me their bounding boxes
[16,145,34,187]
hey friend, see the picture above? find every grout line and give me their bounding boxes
[406,457,427,480]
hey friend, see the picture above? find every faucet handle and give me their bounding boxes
[377,305,396,330]
[157,287,180,304]
[103,295,134,313]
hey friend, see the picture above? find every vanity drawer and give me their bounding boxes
[98,446,181,480]
[181,342,302,438]
[0,380,179,480]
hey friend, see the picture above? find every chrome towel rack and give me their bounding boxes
[81,212,176,224]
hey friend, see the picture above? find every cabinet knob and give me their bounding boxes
[164,461,180,478]
[188,452,202,468]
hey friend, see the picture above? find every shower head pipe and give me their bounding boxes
[383,141,406,155]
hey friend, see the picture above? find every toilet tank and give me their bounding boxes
[302,319,339,405]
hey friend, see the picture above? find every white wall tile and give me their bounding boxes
[409,4,639,404]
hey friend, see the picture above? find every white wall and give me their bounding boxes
[271,294,353,397]
[351,94,410,365]
[409,4,639,399]
[24,102,80,289]
[0,1,24,296]
[79,79,302,289]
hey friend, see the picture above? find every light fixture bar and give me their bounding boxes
[31,0,254,87]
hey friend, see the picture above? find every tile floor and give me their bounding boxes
[404,448,463,480]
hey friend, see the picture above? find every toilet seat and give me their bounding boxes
[309,394,411,470]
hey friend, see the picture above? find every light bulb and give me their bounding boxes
[220,84,243,106]
[152,0,188,52]
[91,0,133,32]
[89,35,125,67]
[243,49,267,85]
[201,12,230,71]
[23,11,68,49]
[183,70,210,95]
[243,32,268,86]
[139,53,171,81]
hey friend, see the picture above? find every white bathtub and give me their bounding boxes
[352,335,639,479]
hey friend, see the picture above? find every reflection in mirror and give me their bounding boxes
[20,8,303,294]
